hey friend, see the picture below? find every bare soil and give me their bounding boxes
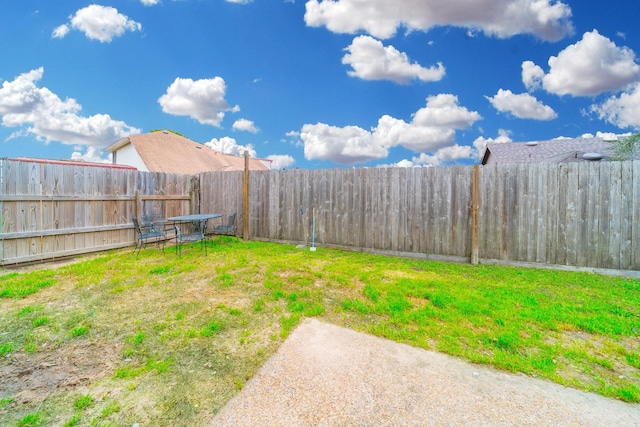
[0,341,121,406]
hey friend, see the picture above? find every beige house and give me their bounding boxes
[104,130,270,173]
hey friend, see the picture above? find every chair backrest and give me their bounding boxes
[131,216,142,233]
[226,212,237,227]
[142,213,164,227]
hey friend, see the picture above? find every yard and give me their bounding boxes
[1,238,639,426]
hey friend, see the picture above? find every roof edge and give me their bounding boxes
[104,136,132,153]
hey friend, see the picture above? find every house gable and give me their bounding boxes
[104,131,269,173]
[114,139,148,171]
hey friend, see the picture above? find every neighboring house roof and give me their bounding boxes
[480,137,639,165]
[104,131,270,173]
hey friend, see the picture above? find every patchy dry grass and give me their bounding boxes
[0,238,639,426]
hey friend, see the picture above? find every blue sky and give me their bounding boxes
[1,0,640,169]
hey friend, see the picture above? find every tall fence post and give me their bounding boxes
[243,151,249,240]
[190,175,201,214]
[134,190,141,220]
[471,164,480,264]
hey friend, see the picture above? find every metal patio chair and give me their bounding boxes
[174,219,208,256]
[210,212,237,236]
[142,213,172,238]
[131,215,167,254]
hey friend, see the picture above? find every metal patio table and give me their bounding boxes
[167,213,222,256]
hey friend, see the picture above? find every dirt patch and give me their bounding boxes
[0,340,121,405]
[407,295,428,309]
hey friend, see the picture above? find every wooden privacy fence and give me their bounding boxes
[478,161,639,271]
[201,161,640,273]
[2,158,639,273]
[0,159,196,265]
[246,167,473,256]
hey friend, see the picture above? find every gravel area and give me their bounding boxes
[211,319,640,427]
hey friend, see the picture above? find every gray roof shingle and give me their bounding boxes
[480,137,636,165]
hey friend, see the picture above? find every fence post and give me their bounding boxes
[190,175,201,214]
[243,151,249,240]
[471,164,480,264]
[135,190,141,220]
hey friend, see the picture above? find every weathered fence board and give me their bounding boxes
[620,161,633,269]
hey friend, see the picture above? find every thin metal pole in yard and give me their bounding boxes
[310,207,316,251]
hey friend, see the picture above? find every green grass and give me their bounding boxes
[17,412,43,427]
[0,397,14,408]
[73,394,94,410]
[0,342,14,356]
[0,239,638,426]
[63,414,81,427]
[0,270,56,298]
[70,326,89,337]
[101,400,121,417]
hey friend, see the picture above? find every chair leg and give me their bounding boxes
[156,236,165,253]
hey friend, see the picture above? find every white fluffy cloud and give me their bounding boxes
[434,144,475,162]
[390,143,476,167]
[374,115,456,153]
[342,36,445,84]
[51,24,69,39]
[301,94,481,165]
[487,89,557,120]
[392,159,418,168]
[591,83,640,130]
[413,145,475,166]
[522,60,545,91]
[412,94,481,129]
[588,131,631,141]
[141,0,160,5]
[266,154,296,169]
[205,136,256,157]
[301,123,386,165]
[525,30,640,96]
[524,30,640,128]
[232,118,259,133]
[71,146,111,163]
[0,68,140,148]
[158,77,239,127]
[305,0,573,41]
[53,5,142,43]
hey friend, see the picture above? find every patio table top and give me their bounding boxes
[167,213,222,222]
